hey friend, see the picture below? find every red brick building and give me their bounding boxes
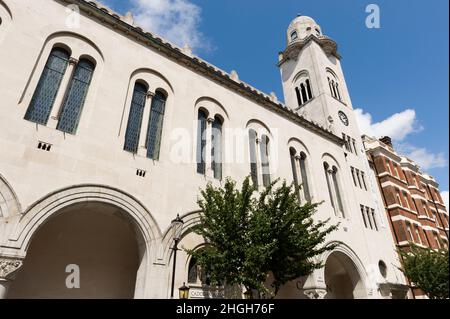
[363,135,449,298]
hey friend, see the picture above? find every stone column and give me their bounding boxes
[138,91,155,157]
[48,57,79,129]
[205,117,215,177]
[0,258,24,299]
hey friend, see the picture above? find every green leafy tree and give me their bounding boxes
[399,244,449,299]
[187,177,338,298]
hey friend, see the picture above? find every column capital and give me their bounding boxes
[0,258,24,280]
[69,57,79,65]
[207,117,215,124]
[146,91,155,98]
[303,288,327,299]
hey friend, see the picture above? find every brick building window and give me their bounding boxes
[406,223,414,242]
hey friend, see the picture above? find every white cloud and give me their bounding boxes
[399,144,447,170]
[100,0,210,52]
[354,108,420,142]
[355,108,447,171]
[441,191,449,210]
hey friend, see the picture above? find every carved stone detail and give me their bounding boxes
[0,258,23,280]
[303,288,327,299]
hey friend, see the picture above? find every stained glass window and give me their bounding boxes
[124,82,148,153]
[146,91,166,160]
[211,117,223,180]
[24,48,70,125]
[196,110,207,174]
[57,59,95,134]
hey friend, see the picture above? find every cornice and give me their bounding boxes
[58,0,343,146]
[278,35,341,66]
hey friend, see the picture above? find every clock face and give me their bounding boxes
[338,111,349,126]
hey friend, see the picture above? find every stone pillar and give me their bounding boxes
[138,91,155,157]
[48,57,79,129]
[0,258,24,299]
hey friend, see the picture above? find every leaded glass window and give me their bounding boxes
[211,116,223,180]
[260,135,271,187]
[24,48,70,125]
[124,82,148,153]
[146,91,166,160]
[57,59,95,134]
[196,110,207,174]
[249,129,258,187]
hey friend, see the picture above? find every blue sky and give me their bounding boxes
[99,0,449,204]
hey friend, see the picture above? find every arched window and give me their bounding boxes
[295,87,302,107]
[211,116,223,180]
[24,48,70,125]
[196,110,207,174]
[57,58,95,134]
[249,129,258,187]
[327,71,343,102]
[294,72,313,107]
[306,79,313,100]
[146,91,166,160]
[291,30,298,41]
[260,135,271,187]
[188,256,210,286]
[324,162,345,217]
[291,149,311,203]
[299,153,311,202]
[124,82,148,153]
[290,148,301,201]
[300,83,308,104]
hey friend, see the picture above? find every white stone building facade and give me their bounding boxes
[0,0,408,299]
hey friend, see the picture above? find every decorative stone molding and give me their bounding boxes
[68,57,79,65]
[303,288,327,299]
[0,258,23,280]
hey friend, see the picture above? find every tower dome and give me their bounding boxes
[287,15,323,44]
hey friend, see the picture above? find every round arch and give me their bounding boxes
[3,184,162,258]
[319,242,368,299]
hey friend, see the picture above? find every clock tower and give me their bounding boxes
[278,15,360,142]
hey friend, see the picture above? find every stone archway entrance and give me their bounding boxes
[324,251,366,299]
[7,202,141,299]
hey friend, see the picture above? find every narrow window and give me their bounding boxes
[406,223,414,242]
[295,87,302,107]
[124,82,148,153]
[290,148,300,201]
[335,83,342,101]
[351,167,357,187]
[324,163,336,211]
[57,59,95,134]
[434,233,441,248]
[396,189,401,206]
[371,209,378,231]
[260,135,271,187]
[332,167,345,216]
[356,169,363,188]
[211,116,223,180]
[327,77,333,97]
[146,91,167,160]
[403,192,410,209]
[352,139,358,155]
[299,153,311,202]
[366,206,373,229]
[305,79,313,100]
[188,256,199,284]
[249,129,258,187]
[415,227,422,245]
[361,172,368,190]
[196,110,207,174]
[360,205,368,228]
[25,48,70,125]
[291,30,298,41]
[300,83,308,104]
[331,80,337,98]
[347,136,353,153]
[385,159,392,174]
